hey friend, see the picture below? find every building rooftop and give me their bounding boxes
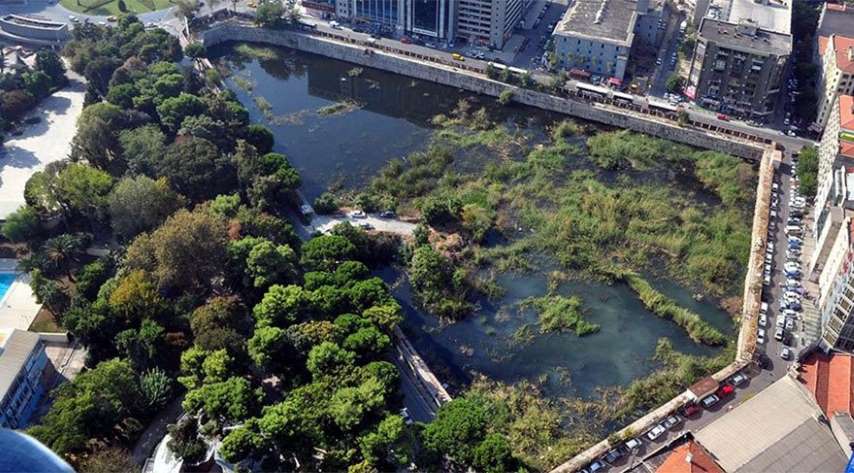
[655,441,724,473]
[830,35,854,74]
[800,351,854,417]
[0,15,66,31]
[817,3,854,41]
[555,0,638,46]
[698,18,792,55]
[694,376,844,472]
[0,329,40,402]
[732,417,849,472]
[705,0,791,34]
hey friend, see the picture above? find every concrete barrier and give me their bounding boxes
[196,22,764,160]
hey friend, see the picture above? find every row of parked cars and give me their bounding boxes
[759,158,807,360]
[581,372,749,472]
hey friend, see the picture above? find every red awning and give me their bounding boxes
[608,77,622,87]
[569,68,591,78]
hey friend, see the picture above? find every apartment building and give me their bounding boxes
[0,330,48,429]
[455,0,523,48]
[552,0,663,81]
[816,3,854,53]
[815,95,854,235]
[685,0,791,118]
[814,35,854,130]
[329,0,455,40]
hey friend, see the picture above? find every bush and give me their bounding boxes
[313,192,339,215]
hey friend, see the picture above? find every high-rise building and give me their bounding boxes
[815,95,854,239]
[814,35,854,130]
[685,0,792,119]
[407,0,455,40]
[331,0,455,40]
[455,0,524,49]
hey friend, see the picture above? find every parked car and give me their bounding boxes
[625,437,643,450]
[757,328,766,344]
[348,210,367,219]
[717,113,730,121]
[379,210,396,218]
[681,402,701,417]
[701,394,721,408]
[357,222,374,230]
[730,372,748,386]
[786,319,794,331]
[759,314,767,327]
[780,347,792,360]
[604,448,624,464]
[717,384,735,397]
[774,327,785,341]
[646,424,667,441]
[663,415,681,429]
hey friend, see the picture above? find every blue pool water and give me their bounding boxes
[0,273,17,301]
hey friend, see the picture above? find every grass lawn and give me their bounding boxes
[29,307,63,333]
[60,0,173,16]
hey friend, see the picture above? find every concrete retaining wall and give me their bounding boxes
[199,23,763,160]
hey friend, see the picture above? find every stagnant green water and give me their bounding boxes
[213,43,737,398]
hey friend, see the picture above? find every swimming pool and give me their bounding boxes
[0,273,17,302]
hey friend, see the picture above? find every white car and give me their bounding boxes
[625,437,643,450]
[646,424,667,441]
[780,347,792,360]
[348,210,367,219]
[759,314,767,327]
[776,317,786,328]
[757,328,766,344]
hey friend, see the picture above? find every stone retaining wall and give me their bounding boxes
[199,23,764,160]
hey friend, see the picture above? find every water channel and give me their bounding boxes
[212,43,737,399]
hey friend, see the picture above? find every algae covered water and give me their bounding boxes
[213,43,738,398]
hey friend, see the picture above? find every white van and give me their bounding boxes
[760,302,769,314]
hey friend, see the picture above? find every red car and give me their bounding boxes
[681,403,701,417]
[716,113,730,121]
[717,384,735,397]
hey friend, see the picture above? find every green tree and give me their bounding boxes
[246,240,298,288]
[244,124,275,154]
[108,175,186,239]
[116,319,165,371]
[220,421,263,463]
[125,208,227,292]
[797,146,819,198]
[248,325,295,373]
[184,42,207,59]
[183,377,257,425]
[255,0,284,27]
[665,73,683,93]
[156,92,206,131]
[1,205,41,243]
[473,433,516,473]
[300,235,357,272]
[156,137,236,202]
[253,284,310,328]
[119,124,166,176]
[35,49,67,87]
[108,270,164,323]
[28,359,141,457]
[422,396,491,466]
[306,341,355,378]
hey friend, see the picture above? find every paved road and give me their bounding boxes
[649,8,683,97]
[510,0,567,69]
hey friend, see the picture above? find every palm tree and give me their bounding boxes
[43,234,83,281]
